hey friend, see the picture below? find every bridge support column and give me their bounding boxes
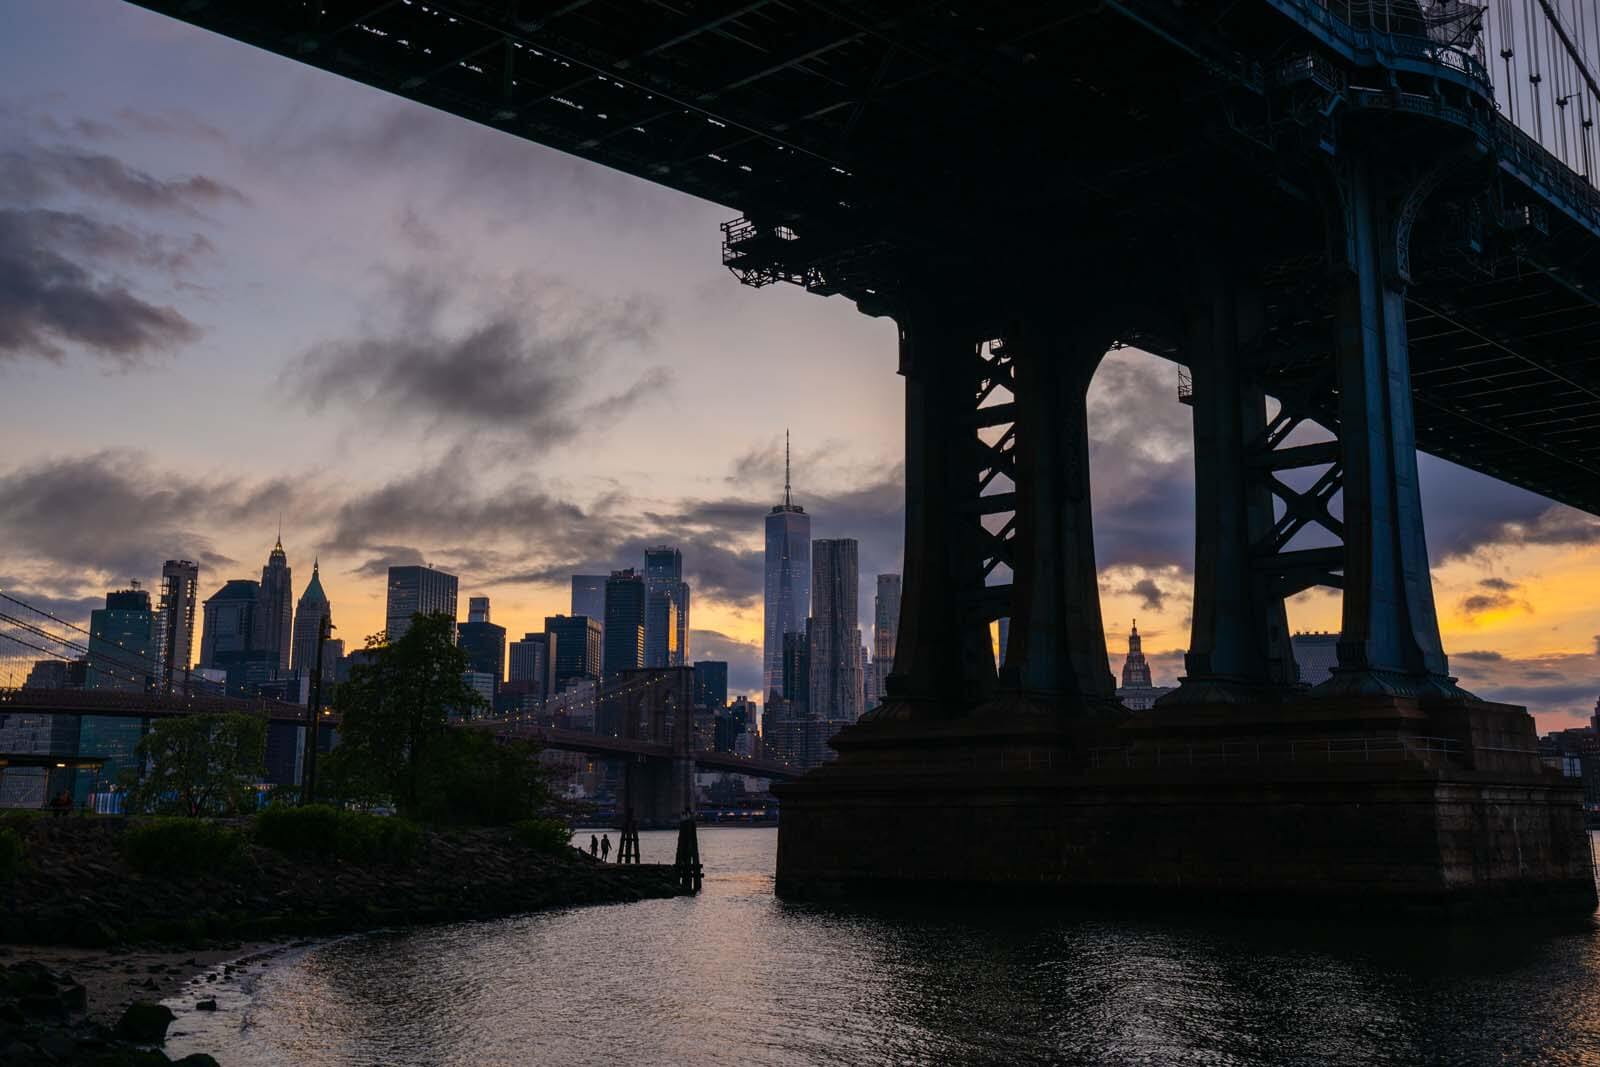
[871,297,999,719]
[990,312,1117,714]
[1166,271,1296,703]
[1322,162,1456,696]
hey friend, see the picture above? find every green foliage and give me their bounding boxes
[413,731,550,827]
[0,826,25,881]
[329,613,493,817]
[122,818,244,876]
[254,804,420,864]
[512,817,572,855]
[127,713,267,817]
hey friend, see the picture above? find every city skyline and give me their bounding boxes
[1,3,1598,722]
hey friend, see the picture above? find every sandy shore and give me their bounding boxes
[0,940,291,1025]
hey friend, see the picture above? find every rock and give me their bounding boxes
[116,1000,176,1043]
[174,1055,222,1067]
[194,998,217,1011]
[140,977,159,990]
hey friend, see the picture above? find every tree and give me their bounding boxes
[127,713,267,817]
[331,612,487,816]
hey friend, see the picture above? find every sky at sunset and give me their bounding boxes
[1,2,1598,725]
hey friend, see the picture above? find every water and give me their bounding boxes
[167,827,1600,1066]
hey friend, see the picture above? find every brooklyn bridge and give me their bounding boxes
[113,0,1600,908]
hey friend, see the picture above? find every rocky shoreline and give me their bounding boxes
[1,815,687,1061]
[2,816,686,949]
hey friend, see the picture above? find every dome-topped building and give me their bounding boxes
[1115,621,1172,711]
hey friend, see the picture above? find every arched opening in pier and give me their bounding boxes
[1084,345,1196,693]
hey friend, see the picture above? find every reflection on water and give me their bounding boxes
[168,828,1600,1066]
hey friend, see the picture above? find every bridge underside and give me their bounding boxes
[130,0,1600,908]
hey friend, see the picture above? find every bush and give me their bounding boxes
[513,817,572,855]
[0,827,24,881]
[254,804,420,864]
[122,818,244,876]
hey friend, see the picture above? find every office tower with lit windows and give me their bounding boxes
[602,569,646,678]
[644,545,691,668]
[155,559,199,693]
[385,565,459,642]
[545,615,602,690]
[458,595,507,696]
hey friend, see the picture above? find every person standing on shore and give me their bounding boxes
[590,834,599,858]
[600,834,611,862]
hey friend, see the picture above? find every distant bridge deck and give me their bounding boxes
[470,718,801,780]
[0,687,310,722]
[0,690,800,780]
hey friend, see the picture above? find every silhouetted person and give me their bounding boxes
[600,834,612,862]
[590,834,599,858]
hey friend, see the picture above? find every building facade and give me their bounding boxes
[385,564,459,642]
[1292,631,1340,687]
[253,537,293,675]
[509,632,555,700]
[1115,622,1174,711]
[644,545,691,668]
[868,573,901,709]
[603,569,646,678]
[85,587,156,692]
[155,559,199,693]
[545,615,602,691]
[289,560,335,682]
[693,660,729,711]
[763,446,810,700]
[458,596,507,696]
[809,538,863,728]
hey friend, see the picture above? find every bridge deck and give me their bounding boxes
[127,0,1600,517]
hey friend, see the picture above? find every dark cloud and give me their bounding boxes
[348,546,426,580]
[1420,455,1600,560]
[1441,647,1600,725]
[0,145,244,214]
[1087,352,1196,570]
[0,208,202,363]
[288,272,667,445]
[1454,650,1504,662]
[1122,577,1167,611]
[1459,577,1530,618]
[0,452,294,583]
[688,629,764,693]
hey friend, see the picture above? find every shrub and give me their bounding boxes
[0,827,24,881]
[255,804,420,864]
[513,817,572,855]
[122,818,244,876]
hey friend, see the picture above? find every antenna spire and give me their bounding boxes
[784,430,792,507]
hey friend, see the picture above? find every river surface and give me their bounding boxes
[166,826,1600,1066]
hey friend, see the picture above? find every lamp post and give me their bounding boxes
[301,614,333,805]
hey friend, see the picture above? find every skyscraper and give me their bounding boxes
[869,573,901,709]
[545,615,601,690]
[156,559,199,693]
[763,433,810,699]
[458,595,507,695]
[85,587,156,692]
[200,579,257,669]
[509,633,555,699]
[290,560,334,681]
[644,546,691,668]
[810,538,862,726]
[253,536,293,675]
[693,660,728,710]
[571,575,606,640]
[602,569,646,678]
[385,565,459,642]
